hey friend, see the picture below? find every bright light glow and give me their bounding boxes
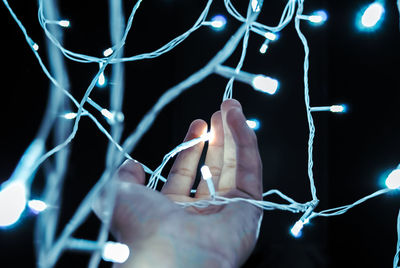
[103,48,114,57]
[0,182,27,227]
[200,165,212,181]
[361,2,384,28]
[58,20,70,27]
[246,119,260,130]
[264,32,277,41]
[290,220,304,238]
[259,43,268,54]
[299,10,328,25]
[385,169,400,189]
[210,15,226,29]
[63,112,77,120]
[33,43,39,51]
[28,199,47,214]
[330,105,346,113]
[97,72,106,87]
[200,165,216,199]
[102,241,130,263]
[251,0,261,12]
[101,109,114,120]
[252,75,279,95]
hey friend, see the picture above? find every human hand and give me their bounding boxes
[93,99,263,268]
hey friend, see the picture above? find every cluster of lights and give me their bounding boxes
[1,0,399,266]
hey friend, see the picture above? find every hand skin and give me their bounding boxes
[93,99,263,268]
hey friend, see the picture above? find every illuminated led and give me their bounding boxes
[246,119,260,130]
[290,220,304,238]
[210,15,227,29]
[0,182,27,227]
[33,43,39,51]
[251,0,261,12]
[264,32,277,41]
[63,112,77,120]
[200,165,216,199]
[28,199,47,214]
[385,169,400,189]
[361,2,384,28]
[101,109,114,120]
[259,43,268,54]
[298,10,328,25]
[98,72,106,87]
[103,48,114,57]
[58,20,70,27]
[102,241,130,263]
[252,75,279,95]
[330,105,346,113]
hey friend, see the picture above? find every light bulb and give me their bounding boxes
[102,242,130,263]
[252,75,279,95]
[28,199,47,214]
[0,182,27,227]
[103,48,114,57]
[251,0,261,12]
[33,43,39,51]
[63,112,77,120]
[264,32,277,41]
[97,72,106,87]
[200,165,216,199]
[58,20,70,27]
[246,119,260,130]
[330,105,346,113]
[298,10,328,25]
[259,43,268,54]
[210,15,226,29]
[361,2,384,28]
[290,220,304,238]
[385,169,400,189]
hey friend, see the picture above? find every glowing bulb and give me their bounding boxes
[97,72,106,87]
[385,169,400,189]
[290,220,304,238]
[0,182,27,227]
[103,48,114,57]
[102,242,130,263]
[246,119,260,130]
[361,2,384,28]
[298,10,328,25]
[252,75,279,95]
[58,20,70,27]
[28,199,47,214]
[101,109,114,120]
[264,32,277,41]
[210,15,226,29]
[251,0,261,12]
[200,165,216,199]
[33,43,39,51]
[259,43,268,54]
[330,105,346,113]
[63,112,77,120]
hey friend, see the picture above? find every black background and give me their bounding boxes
[0,0,399,267]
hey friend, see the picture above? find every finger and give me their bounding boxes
[226,106,263,200]
[195,111,224,198]
[161,119,207,196]
[117,159,146,184]
[218,99,243,192]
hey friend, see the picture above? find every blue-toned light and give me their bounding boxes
[28,199,47,214]
[210,15,227,29]
[357,2,385,31]
[309,10,328,24]
[246,119,260,130]
[385,169,400,189]
[290,220,304,238]
[0,182,27,227]
[252,75,279,95]
[97,72,106,87]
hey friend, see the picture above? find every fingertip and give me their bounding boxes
[221,98,242,112]
[117,159,146,185]
[186,119,208,139]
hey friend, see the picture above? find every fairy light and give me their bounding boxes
[2,0,400,265]
[360,2,385,28]
[246,119,260,130]
[28,199,47,214]
[200,165,216,199]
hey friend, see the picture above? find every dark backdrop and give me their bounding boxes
[0,0,399,267]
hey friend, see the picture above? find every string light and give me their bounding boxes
[200,165,216,199]
[28,199,47,214]
[246,119,260,130]
[2,0,399,265]
[360,2,385,29]
[310,104,347,113]
[297,10,328,25]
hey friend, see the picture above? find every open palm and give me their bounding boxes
[93,99,263,268]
